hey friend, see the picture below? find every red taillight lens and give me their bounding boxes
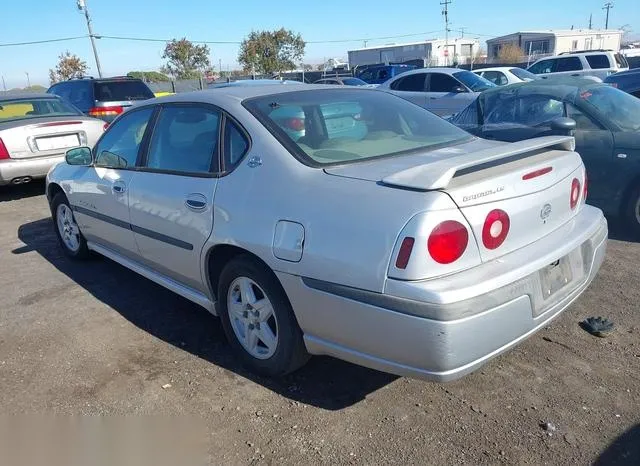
[583,172,588,202]
[395,237,415,269]
[89,106,123,117]
[284,117,305,131]
[428,221,468,264]
[570,178,581,210]
[482,209,510,250]
[0,138,10,160]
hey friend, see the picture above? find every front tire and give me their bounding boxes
[217,255,309,377]
[51,192,90,259]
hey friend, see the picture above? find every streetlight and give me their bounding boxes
[77,0,103,77]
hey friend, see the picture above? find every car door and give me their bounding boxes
[565,103,615,207]
[425,72,472,117]
[70,106,155,258]
[388,73,427,107]
[127,103,223,292]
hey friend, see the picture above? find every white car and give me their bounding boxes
[473,67,540,86]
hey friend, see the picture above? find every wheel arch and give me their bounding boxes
[47,182,65,204]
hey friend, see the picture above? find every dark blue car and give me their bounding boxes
[355,64,416,85]
[604,68,640,98]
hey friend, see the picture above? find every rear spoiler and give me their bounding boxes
[381,136,576,191]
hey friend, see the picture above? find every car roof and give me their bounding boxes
[473,67,516,73]
[150,83,354,105]
[479,77,604,100]
[385,67,465,80]
[0,92,60,101]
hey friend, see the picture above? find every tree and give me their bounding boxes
[301,63,313,71]
[161,38,211,80]
[127,71,171,82]
[49,51,88,84]
[238,29,305,74]
[497,44,524,64]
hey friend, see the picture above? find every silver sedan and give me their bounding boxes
[0,93,105,186]
[46,85,606,381]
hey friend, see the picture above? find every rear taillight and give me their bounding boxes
[570,178,581,210]
[0,138,10,160]
[428,220,468,264]
[395,237,415,269]
[89,106,123,117]
[283,117,305,131]
[482,209,510,250]
[583,172,588,203]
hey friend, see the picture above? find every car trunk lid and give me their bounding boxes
[325,135,585,262]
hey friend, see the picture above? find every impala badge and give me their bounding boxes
[540,203,552,221]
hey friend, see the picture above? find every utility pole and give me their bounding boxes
[77,0,103,78]
[25,72,30,88]
[589,13,593,29]
[363,40,368,48]
[2,76,6,92]
[459,27,466,38]
[441,0,452,66]
[603,2,614,29]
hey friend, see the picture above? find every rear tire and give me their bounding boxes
[51,192,91,260]
[217,255,309,377]
[624,186,640,238]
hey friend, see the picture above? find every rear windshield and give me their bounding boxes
[509,68,539,81]
[452,71,497,92]
[0,97,81,122]
[94,80,154,101]
[614,53,629,68]
[342,78,368,86]
[244,89,471,166]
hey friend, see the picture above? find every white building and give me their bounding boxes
[347,38,481,68]
[486,29,624,62]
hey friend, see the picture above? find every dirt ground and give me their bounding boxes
[0,182,638,465]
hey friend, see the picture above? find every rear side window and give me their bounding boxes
[556,57,582,72]
[94,80,154,102]
[391,73,425,91]
[223,120,249,168]
[615,53,629,68]
[585,55,611,69]
[146,105,220,174]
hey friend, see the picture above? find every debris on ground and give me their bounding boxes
[161,383,172,389]
[580,317,614,337]
[540,421,557,433]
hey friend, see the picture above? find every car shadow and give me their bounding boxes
[0,181,46,202]
[594,424,640,465]
[15,217,397,410]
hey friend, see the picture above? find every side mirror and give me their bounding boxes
[452,86,466,93]
[549,117,577,133]
[65,147,92,166]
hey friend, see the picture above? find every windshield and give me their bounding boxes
[509,68,539,81]
[94,80,155,101]
[245,89,472,166]
[0,97,81,122]
[452,71,497,92]
[578,85,640,131]
[342,78,368,86]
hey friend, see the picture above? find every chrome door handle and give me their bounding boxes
[112,182,127,194]
[185,193,208,211]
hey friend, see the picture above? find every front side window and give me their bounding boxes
[245,89,471,166]
[146,106,220,174]
[94,107,154,169]
[482,71,507,86]
[0,97,81,122]
[428,73,462,92]
[391,73,426,91]
[528,59,556,75]
[586,54,611,69]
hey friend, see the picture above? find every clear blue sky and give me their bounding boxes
[1,0,637,88]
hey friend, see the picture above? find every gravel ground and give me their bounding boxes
[0,182,638,465]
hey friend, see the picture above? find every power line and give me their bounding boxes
[0,36,87,47]
[98,35,241,45]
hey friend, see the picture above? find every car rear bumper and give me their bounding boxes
[0,155,65,186]
[278,205,607,382]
